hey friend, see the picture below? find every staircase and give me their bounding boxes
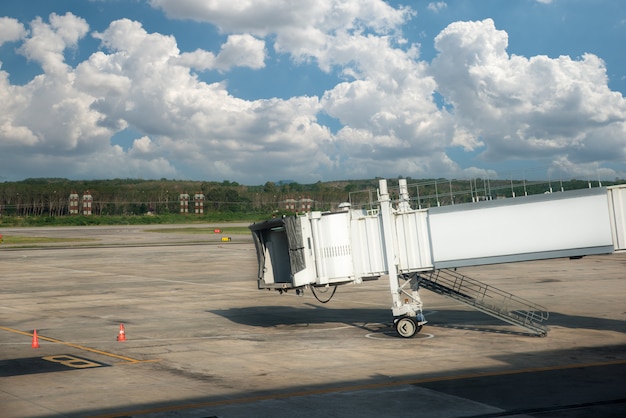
[416,269,549,336]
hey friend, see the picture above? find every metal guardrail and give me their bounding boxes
[348,176,610,211]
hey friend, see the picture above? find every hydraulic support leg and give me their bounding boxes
[393,274,427,337]
[379,179,427,338]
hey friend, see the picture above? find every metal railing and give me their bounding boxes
[348,174,610,211]
[417,269,549,336]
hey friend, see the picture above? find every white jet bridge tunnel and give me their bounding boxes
[249,180,626,338]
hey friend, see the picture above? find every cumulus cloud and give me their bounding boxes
[149,0,413,67]
[214,34,266,71]
[76,17,332,180]
[0,3,624,184]
[129,136,159,157]
[178,34,266,72]
[0,13,110,159]
[18,13,89,75]
[0,17,27,45]
[149,0,410,35]
[430,19,626,177]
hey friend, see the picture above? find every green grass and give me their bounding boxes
[0,236,97,245]
[0,212,274,227]
[0,227,251,247]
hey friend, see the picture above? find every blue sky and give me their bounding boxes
[0,0,625,184]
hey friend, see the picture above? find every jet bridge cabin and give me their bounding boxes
[249,216,314,290]
[250,210,373,291]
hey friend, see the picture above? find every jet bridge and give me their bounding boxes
[249,179,624,338]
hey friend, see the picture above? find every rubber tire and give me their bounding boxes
[395,316,422,338]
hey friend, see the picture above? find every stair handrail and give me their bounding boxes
[416,269,549,335]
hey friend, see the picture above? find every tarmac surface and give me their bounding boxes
[1,224,625,417]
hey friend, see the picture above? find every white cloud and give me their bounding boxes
[0,71,38,146]
[93,18,177,60]
[178,34,266,72]
[149,0,413,66]
[177,49,216,71]
[0,4,625,183]
[427,2,448,13]
[0,13,110,158]
[143,1,471,181]
[0,17,27,45]
[18,13,89,75]
[77,8,454,182]
[214,34,266,71]
[149,0,410,35]
[78,18,334,181]
[129,135,158,157]
[431,19,626,173]
[77,145,179,179]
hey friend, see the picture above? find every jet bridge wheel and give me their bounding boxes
[394,316,422,338]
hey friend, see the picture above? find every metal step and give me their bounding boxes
[417,269,549,336]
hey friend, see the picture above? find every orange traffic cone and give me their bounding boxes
[32,329,40,348]
[116,323,126,342]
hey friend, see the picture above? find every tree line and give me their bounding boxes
[0,176,623,218]
[0,178,370,217]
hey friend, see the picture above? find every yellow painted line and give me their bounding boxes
[87,357,626,418]
[0,326,158,364]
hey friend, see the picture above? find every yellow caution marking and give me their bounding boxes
[43,355,104,369]
[0,325,159,364]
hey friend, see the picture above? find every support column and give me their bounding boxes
[378,179,402,315]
